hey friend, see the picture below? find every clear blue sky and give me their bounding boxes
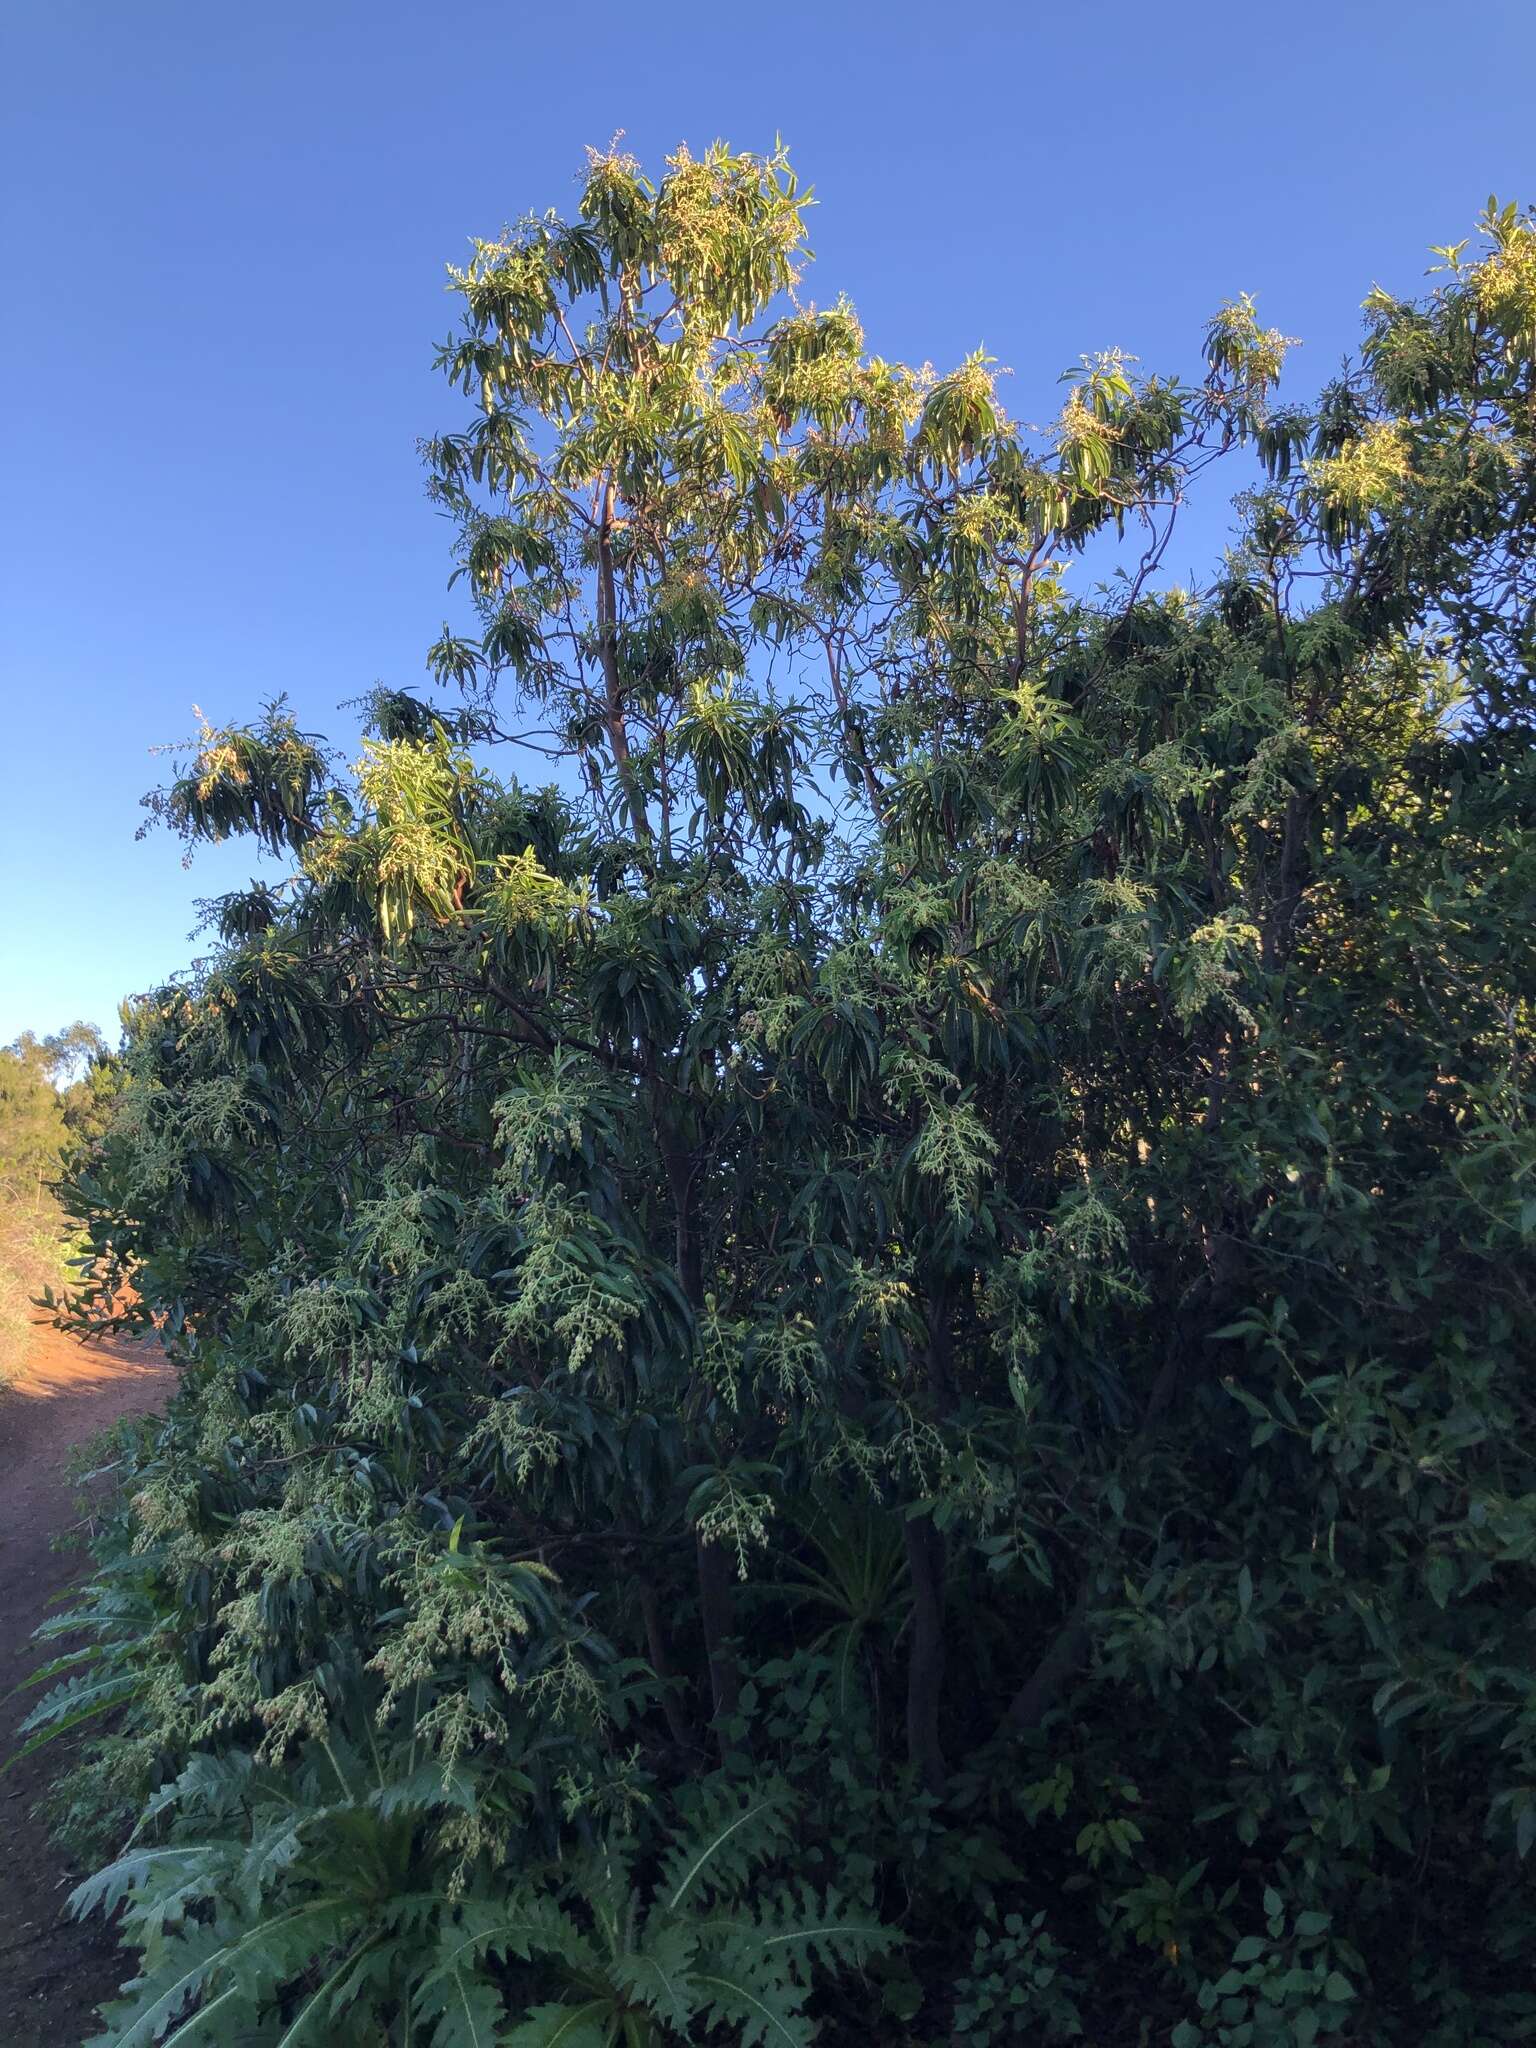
[2,0,1532,1047]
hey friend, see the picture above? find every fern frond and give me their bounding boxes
[692,1965,814,2048]
[33,1572,164,1642]
[270,1935,385,2048]
[14,1640,107,1688]
[87,1898,361,2048]
[68,1843,230,1924]
[736,1882,902,1985]
[415,1888,599,2044]
[411,1948,505,2048]
[239,1816,307,1893]
[129,1750,256,1837]
[81,1922,233,2048]
[432,1888,594,1965]
[501,1999,611,2048]
[7,1667,146,1767]
[612,1918,699,2028]
[372,1757,479,1817]
[658,1777,795,1912]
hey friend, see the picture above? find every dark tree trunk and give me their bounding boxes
[902,1278,955,1794]
[696,1530,742,1751]
[903,1510,948,1795]
[996,1276,1214,1741]
[652,1080,744,1761]
[998,1574,1093,1736]
[638,1576,698,1753]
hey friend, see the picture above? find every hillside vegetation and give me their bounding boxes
[0,1027,113,1378]
[32,149,1536,2045]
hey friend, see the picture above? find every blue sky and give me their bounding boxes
[2,0,1532,1047]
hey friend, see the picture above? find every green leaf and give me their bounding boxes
[501,2001,610,2048]
[692,1969,814,2048]
[1424,1552,1456,1609]
[413,1952,507,2047]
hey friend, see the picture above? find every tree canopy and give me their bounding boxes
[34,148,1536,2047]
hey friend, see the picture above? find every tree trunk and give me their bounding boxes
[996,1277,1212,1741]
[997,1574,1093,1736]
[902,1280,955,1793]
[595,473,650,848]
[638,1576,698,1753]
[696,1531,742,1749]
[651,1091,742,1760]
[903,1511,948,1795]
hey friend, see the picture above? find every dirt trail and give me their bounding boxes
[1,1323,172,2048]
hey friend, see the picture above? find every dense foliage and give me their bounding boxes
[0,1023,113,1375]
[31,151,1536,2044]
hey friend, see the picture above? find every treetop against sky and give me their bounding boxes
[2,0,1533,1042]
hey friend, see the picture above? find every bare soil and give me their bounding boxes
[0,1322,172,2047]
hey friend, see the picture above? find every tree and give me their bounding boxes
[36,155,1536,2046]
[0,1022,109,1374]
[0,1038,69,1209]
[1,1022,111,1190]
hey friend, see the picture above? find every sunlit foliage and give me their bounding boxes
[31,158,1536,2046]
[0,1023,112,1376]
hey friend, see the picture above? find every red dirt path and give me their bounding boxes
[0,1323,172,2047]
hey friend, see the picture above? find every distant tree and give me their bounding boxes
[0,1038,69,1210]
[0,1022,108,1372]
[59,1031,122,1152]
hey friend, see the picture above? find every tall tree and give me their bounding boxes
[37,159,1536,2047]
